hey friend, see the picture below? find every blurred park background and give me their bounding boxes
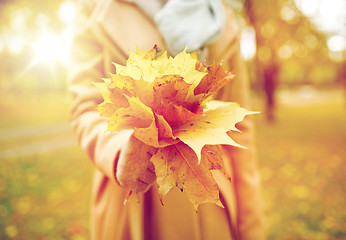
[0,0,345,239]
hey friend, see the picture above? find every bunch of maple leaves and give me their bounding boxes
[95,45,254,210]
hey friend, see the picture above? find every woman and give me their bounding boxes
[68,0,265,239]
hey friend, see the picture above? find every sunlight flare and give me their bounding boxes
[34,31,61,64]
[58,1,77,24]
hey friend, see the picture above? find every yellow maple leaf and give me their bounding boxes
[174,101,257,163]
[164,48,207,86]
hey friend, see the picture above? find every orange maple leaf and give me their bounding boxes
[151,142,226,210]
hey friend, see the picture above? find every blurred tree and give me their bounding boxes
[340,62,346,108]
[241,0,333,121]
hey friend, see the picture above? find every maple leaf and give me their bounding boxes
[165,48,206,86]
[106,96,160,147]
[152,74,190,107]
[174,100,257,163]
[194,64,235,96]
[151,142,224,210]
[96,45,257,210]
[94,81,130,117]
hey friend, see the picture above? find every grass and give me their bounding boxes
[0,147,93,240]
[0,90,345,239]
[0,93,70,130]
[0,93,93,240]
[254,92,346,240]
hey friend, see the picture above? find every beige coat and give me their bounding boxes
[69,0,265,239]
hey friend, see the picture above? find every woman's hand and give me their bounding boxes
[116,135,157,192]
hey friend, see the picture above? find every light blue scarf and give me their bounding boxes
[133,0,226,57]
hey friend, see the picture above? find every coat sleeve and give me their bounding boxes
[68,4,132,185]
[208,8,266,240]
